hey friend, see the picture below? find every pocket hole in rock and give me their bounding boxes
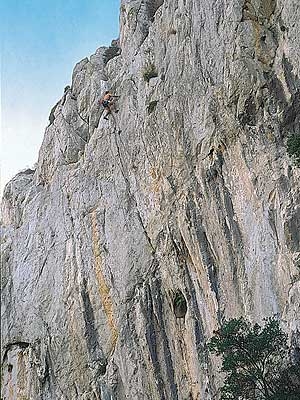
[173,290,187,318]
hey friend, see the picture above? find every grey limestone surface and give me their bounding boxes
[1,0,300,399]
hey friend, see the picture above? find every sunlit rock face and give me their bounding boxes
[1,0,299,399]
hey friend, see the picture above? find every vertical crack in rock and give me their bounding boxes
[91,210,118,353]
[186,196,221,311]
[202,151,247,311]
[153,279,178,400]
[80,277,107,375]
[144,283,167,400]
[184,269,206,364]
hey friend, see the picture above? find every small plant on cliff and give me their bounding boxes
[287,134,300,167]
[173,290,187,318]
[142,63,158,82]
[208,317,300,399]
[147,100,158,114]
[168,27,177,35]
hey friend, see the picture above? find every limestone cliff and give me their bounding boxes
[1,0,300,399]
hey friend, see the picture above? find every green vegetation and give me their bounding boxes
[173,290,187,318]
[128,7,137,18]
[287,134,300,166]
[147,100,158,114]
[174,292,185,308]
[142,64,158,82]
[208,317,300,399]
[168,28,177,35]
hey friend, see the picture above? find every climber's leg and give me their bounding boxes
[103,105,112,120]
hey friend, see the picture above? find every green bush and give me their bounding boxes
[208,317,300,399]
[174,292,185,308]
[287,134,300,166]
[147,100,158,114]
[142,64,158,82]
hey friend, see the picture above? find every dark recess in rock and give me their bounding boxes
[238,95,257,126]
[281,91,300,134]
[2,341,30,361]
[146,0,164,22]
[293,347,300,364]
[278,175,290,193]
[103,40,121,65]
[80,277,106,373]
[282,55,299,95]
[268,207,279,244]
[166,175,176,192]
[284,209,300,252]
[143,284,166,400]
[173,290,187,318]
[153,280,178,400]
[185,268,207,363]
[137,0,165,42]
[264,72,287,110]
[147,100,158,114]
[186,197,221,306]
[143,64,158,82]
[22,168,35,175]
[40,348,50,385]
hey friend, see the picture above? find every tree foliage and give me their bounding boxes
[287,134,300,167]
[208,317,300,399]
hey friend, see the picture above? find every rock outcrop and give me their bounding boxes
[1,0,300,399]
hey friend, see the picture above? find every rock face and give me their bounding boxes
[1,0,300,399]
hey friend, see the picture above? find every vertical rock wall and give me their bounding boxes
[1,0,299,399]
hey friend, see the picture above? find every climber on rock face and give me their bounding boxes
[99,90,119,120]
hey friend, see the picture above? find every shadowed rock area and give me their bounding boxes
[1,0,300,399]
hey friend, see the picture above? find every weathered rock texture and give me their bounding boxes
[1,0,300,399]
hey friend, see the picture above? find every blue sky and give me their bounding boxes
[1,0,120,194]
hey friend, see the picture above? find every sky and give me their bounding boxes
[1,0,120,194]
